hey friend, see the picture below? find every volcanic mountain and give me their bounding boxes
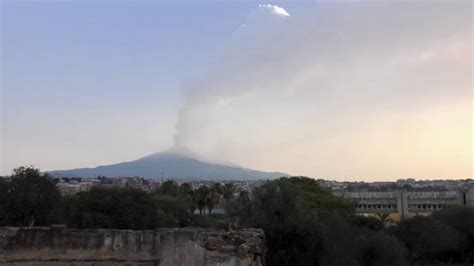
[47,152,287,180]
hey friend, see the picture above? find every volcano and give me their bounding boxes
[47,152,287,180]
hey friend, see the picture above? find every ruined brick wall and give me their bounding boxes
[0,227,265,266]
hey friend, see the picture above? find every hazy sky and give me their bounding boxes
[1,1,472,180]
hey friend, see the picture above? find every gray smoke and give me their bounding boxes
[172,2,471,178]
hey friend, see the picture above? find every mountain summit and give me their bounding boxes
[47,152,287,180]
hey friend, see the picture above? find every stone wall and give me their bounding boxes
[0,226,266,266]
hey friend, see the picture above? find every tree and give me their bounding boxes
[179,182,193,197]
[154,195,192,227]
[271,177,356,216]
[432,206,474,262]
[222,183,235,201]
[231,177,360,265]
[1,166,61,226]
[0,178,9,225]
[158,180,178,196]
[392,216,463,264]
[355,216,384,231]
[180,183,197,215]
[60,187,162,229]
[196,186,209,215]
[354,230,408,266]
[221,183,235,213]
[239,178,322,265]
[225,177,410,265]
[207,183,222,214]
[210,183,222,194]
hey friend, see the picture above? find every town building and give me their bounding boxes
[337,187,474,219]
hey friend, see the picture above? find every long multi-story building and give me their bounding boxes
[337,187,474,219]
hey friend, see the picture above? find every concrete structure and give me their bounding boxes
[56,181,96,195]
[0,227,266,266]
[467,187,474,207]
[338,191,400,214]
[111,177,161,192]
[338,187,474,219]
[55,177,162,195]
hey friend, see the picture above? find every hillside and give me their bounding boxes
[47,152,287,180]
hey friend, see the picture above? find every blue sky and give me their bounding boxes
[1,1,471,180]
[2,1,271,174]
[3,1,256,112]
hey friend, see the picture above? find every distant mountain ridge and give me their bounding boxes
[47,152,287,180]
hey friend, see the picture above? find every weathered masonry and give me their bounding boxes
[337,187,474,219]
[0,227,266,266]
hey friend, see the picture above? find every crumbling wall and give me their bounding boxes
[0,227,265,266]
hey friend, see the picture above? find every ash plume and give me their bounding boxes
[172,2,471,179]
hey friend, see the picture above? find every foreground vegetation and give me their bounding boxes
[1,166,473,265]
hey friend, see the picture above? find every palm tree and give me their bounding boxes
[159,180,178,196]
[207,183,222,214]
[180,183,197,215]
[375,212,392,228]
[222,183,235,213]
[196,186,209,215]
[179,183,192,197]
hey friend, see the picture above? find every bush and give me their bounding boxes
[432,206,474,262]
[59,187,162,229]
[0,166,60,226]
[392,216,463,264]
[154,195,192,227]
[228,177,408,266]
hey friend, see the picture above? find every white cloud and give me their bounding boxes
[258,4,290,17]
